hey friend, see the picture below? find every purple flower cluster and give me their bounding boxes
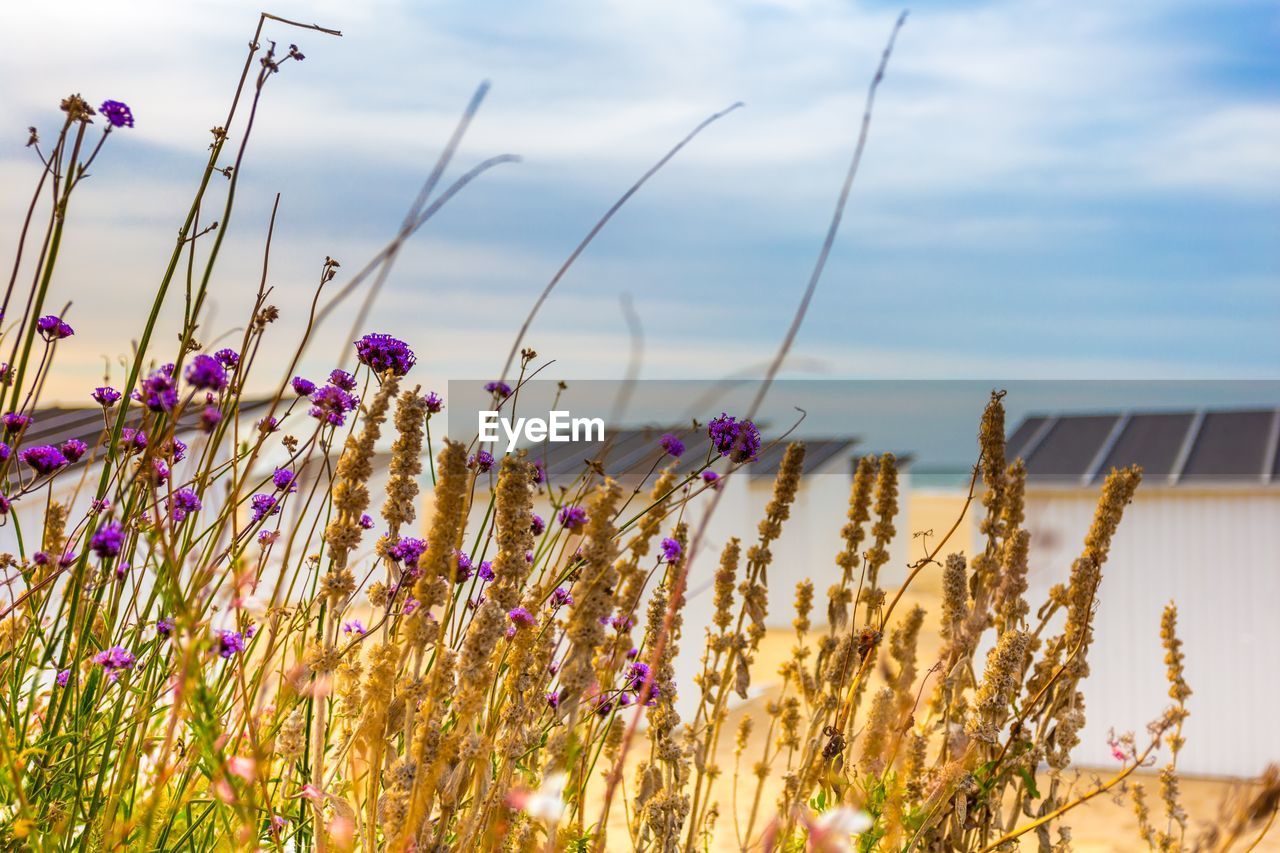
[354,333,417,377]
[506,606,537,638]
[93,645,136,680]
[452,550,474,582]
[660,537,682,563]
[121,428,147,453]
[291,376,316,396]
[91,521,125,559]
[484,380,512,399]
[21,445,67,476]
[215,630,245,658]
[3,413,31,435]
[61,438,88,462]
[156,617,174,637]
[185,354,227,391]
[271,467,296,492]
[530,513,546,536]
[558,505,588,532]
[550,586,573,608]
[169,488,202,522]
[470,449,495,473]
[330,369,357,391]
[659,433,685,458]
[36,315,74,341]
[708,413,761,463]
[93,386,122,407]
[424,392,444,414]
[702,470,721,489]
[215,348,240,368]
[99,99,134,129]
[136,364,178,413]
[250,494,279,523]
[200,406,222,431]
[389,537,427,565]
[308,376,359,427]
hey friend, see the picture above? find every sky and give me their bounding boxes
[1,0,1277,425]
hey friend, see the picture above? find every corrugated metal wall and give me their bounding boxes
[1020,489,1280,778]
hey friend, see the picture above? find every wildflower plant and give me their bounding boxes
[0,12,1274,853]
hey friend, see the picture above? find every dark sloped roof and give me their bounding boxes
[1008,407,1280,487]
[520,426,857,487]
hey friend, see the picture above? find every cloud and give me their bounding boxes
[0,0,1276,405]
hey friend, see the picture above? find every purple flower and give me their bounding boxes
[21,445,67,476]
[258,530,279,546]
[184,354,227,391]
[624,662,656,696]
[215,630,245,659]
[532,459,546,485]
[484,380,512,399]
[470,450,495,473]
[214,348,240,368]
[551,586,573,608]
[257,416,279,433]
[660,537,682,564]
[329,369,357,392]
[169,488,202,522]
[453,550,475,583]
[545,691,561,710]
[707,414,761,463]
[0,495,11,515]
[309,384,359,427]
[93,645,136,680]
[36,314,74,341]
[530,513,546,536]
[558,505,588,532]
[164,438,187,462]
[271,467,296,492]
[659,433,685,458]
[200,406,222,431]
[701,470,721,489]
[56,669,70,687]
[291,376,316,396]
[250,493,278,523]
[156,617,174,637]
[114,561,131,580]
[0,442,10,463]
[389,537,427,565]
[354,333,417,377]
[91,521,125,559]
[147,458,170,485]
[477,561,494,582]
[135,364,178,413]
[121,428,147,453]
[359,513,374,530]
[508,607,537,630]
[99,100,134,129]
[343,620,366,636]
[424,392,443,414]
[3,412,32,435]
[93,386,122,407]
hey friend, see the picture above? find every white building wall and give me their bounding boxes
[1018,488,1280,778]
